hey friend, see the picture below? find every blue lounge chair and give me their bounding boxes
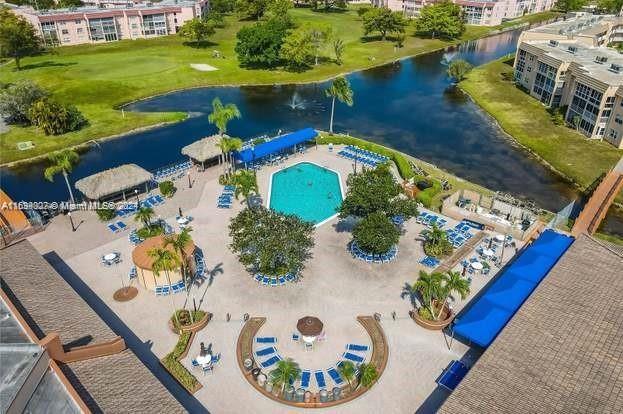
[154,194,165,204]
[256,337,277,344]
[437,360,469,391]
[300,370,311,388]
[107,223,119,233]
[261,355,281,368]
[292,333,299,341]
[343,352,364,363]
[254,274,262,282]
[191,359,199,367]
[347,344,369,352]
[327,367,343,385]
[262,275,271,285]
[278,276,286,285]
[270,278,278,286]
[255,347,276,357]
[314,370,326,388]
[116,221,127,230]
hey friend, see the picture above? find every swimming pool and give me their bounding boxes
[268,162,343,225]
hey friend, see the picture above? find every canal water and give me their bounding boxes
[2,29,621,234]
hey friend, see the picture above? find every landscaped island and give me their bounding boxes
[0,7,560,165]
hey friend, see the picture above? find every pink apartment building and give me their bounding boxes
[8,0,209,46]
[371,0,555,26]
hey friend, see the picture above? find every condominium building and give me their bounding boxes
[370,0,555,26]
[518,12,623,46]
[8,0,209,46]
[514,39,623,148]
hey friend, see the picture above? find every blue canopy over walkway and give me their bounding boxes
[453,229,574,348]
[234,128,318,164]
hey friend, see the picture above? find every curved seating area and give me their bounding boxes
[336,145,389,168]
[236,316,389,408]
[350,241,398,264]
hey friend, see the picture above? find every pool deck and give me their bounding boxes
[27,146,522,413]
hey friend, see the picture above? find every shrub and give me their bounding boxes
[218,174,235,185]
[136,224,163,239]
[352,211,400,255]
[96,207,116,222]
[171,309,207,329]
[161,331,199,392]
[417,306,433,321]
[0,80,47,125]
[159,180,176,198]
[423,225,453,258]
[28,98,87,135]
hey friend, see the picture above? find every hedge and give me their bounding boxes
[316,134,414,180]
[413,176,442,208]
[161,331,200,392]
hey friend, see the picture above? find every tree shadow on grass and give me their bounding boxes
[182,40,218,49]
[19,61,78,71]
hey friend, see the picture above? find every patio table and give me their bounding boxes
[482,249,495,257]
[494,234,505,242]
[470,262,484,271]
[104,253,118,262]
[177,217,189,225]
[197,354,212,366]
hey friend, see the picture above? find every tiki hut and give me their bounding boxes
[75,164,153,201]
[131,235,196,292]
[181,135,222,170]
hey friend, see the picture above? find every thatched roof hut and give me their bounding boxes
[181,135,222,164]
[75,164,152,201]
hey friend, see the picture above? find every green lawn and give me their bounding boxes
[0,8,560,165]
[460,56,623,192]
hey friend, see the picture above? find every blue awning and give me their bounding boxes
[453,229,574,348]
[235,128,318,163]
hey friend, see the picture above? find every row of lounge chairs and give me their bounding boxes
[391,215,405,226]
[416,212,448,228]
[446,222,474,248]
[107,220,127,233]
[155,280,186,296]
[350,242,398,264]
[128,266,137,280]
[254,342,370,389]
[253,273,298,286]
[116,194,165,218]
[420,256,440,268]
[337,149,382,168]
[217,186,235,209]
[341,145,389,163]
[194,251,207,283]
[153,160,192,182]
[128,230,144,246]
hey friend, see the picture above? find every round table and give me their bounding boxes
[470,261,484,271]
[494,234,505,242]
[197,354,212,366]
[104,253,118,262]
[177,217,189,225]
[482,249,495,257]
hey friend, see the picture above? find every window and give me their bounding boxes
[77,27,83,34]
[89,17,118,42]
[609,129,619,139]
[526,66,532,72]
[40,21,59,46]
[131,23,138,29]
[61,29,69,35]
[615,116,623,125]
[75,19,81,24]
[597,127,605,136]
[142,14,167,36]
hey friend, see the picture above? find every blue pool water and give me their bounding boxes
[269,162,343,224]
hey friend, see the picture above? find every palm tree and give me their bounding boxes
[338,360,357,392]
[325,76,353,134]
[414,270,444,319]
[164,227,193,295]
[436,270,470,320]
[233,170,259,208]
[269,358,301,396]
[427,224,447,245]
[357,363,378,389]
[43,149,79,204]
[208,97,241,136]
[226,137,243,173]
[134,206,154,228]
[149,247,182,328]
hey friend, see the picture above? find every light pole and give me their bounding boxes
[68,211,76,232]
[134,189,140,206]
[187,171,192,189]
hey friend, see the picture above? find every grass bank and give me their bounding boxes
[0,8,560,165]
[459,56,623,193]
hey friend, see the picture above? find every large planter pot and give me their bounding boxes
[410,306,454,331]
[168,312,212,334]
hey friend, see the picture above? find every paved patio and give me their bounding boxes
[28,146,521,413]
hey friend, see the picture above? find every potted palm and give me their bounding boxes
[357,363,378,389]
[269,358,301,398]
[409,270,470,330]
[338,360,357,392]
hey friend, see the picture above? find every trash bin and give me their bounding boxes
[265,380,273,393]
[295,388,305,402]
[319,389,328,402]
[257,373,266,387]
[333,387,341,400]
[285,385,295,401]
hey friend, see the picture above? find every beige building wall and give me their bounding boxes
[604,88,623,148]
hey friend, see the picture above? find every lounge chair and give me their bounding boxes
[255,347,276,357]
[256,337,277,344]
[116,221,127,230]
[300,370,311,388]
[292,333,299,341]
[107,223,119,233]
[327,367,344,385]
[343,352,364,363]
[346,344,369,352]
[260,355,281,368]
[436,360,469,391]
[314,370,326,388]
